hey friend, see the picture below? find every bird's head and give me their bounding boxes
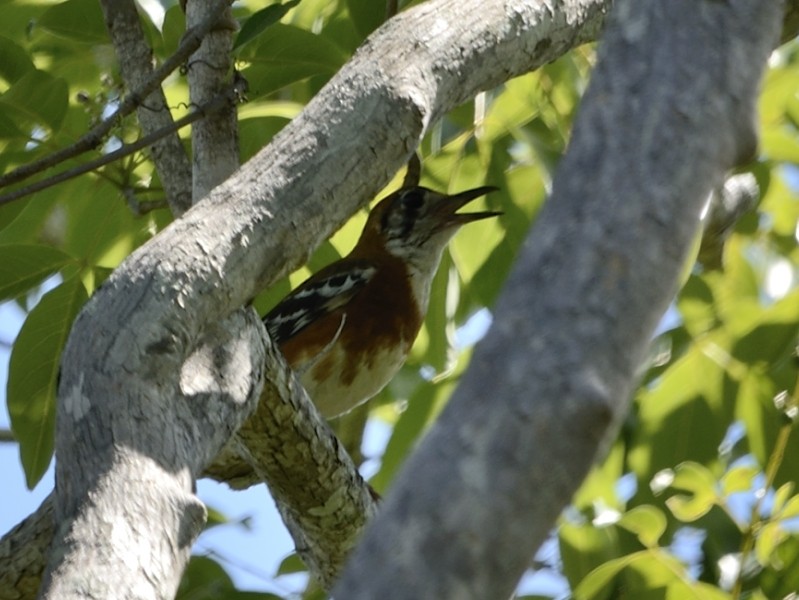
[358,185,500,272]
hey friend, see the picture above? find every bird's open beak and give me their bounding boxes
[438,185,501,227]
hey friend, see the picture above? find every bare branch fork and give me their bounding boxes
[0,0,231,194]
[0,79,245,207]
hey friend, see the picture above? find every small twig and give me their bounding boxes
[0,429,16,443]
[0,0,231,191]
[0,83,241,206]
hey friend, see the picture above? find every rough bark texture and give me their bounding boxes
[38,312,266,600]
[185,0,240,200]
[0,497,54,600]
[99,0,193,216]
[232,343,378,589]
[332,1,783,598]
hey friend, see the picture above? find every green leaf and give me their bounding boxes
[161,5,186,55]
[665,462,718,522]
[761,127,799,163]
[628,345,733,499]
[177,556,235,598]
[0,107,24,137]
[559,521,619,596]
[573,441,625,510]
[239,24,347,98]
[345,0,385,39]
[369,379,444,491]
[677,275,717,338]
[0,69,69,133]
[62,181,138,268]
[0,179,64,244]
[574,552,641,600]
[0,36,35,84]
[234,0,302,50]
[779,493,799,519]
[276,552,306,575]
[619,505,667,548]
[420,257,454,372]
[7,276,88,488]
[720,464,758,495]
[37,0,109,44]
[0,244,75,302]
[772,482,795,515]
[205,506,232,529]
[755,521,787,566]
[670,462,717,493]
[239,116,290,162]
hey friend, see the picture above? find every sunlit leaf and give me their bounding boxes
[677,275,717,338]
[779,494,799,519]
[276,553,306,575]
[665,462,718,522]
[619,506,667,548]
[720,464,758,495]
[772,482,795,515]
[7,277,88,488]
[573,552,639,600]
[755,522,787,566]
[628,346,733,500]
[559,521,619,597]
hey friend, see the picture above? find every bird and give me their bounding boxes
[263,169,499,418]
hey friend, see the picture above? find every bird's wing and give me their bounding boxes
[263,259,377,345]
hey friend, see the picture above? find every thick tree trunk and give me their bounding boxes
[333,0,783,598]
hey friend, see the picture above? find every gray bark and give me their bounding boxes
[332,0,783,598]
[99,0,193,216]
[185,0,240,200]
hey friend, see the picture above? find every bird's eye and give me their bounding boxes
[400,189,424,211]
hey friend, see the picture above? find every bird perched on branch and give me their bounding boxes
[263,160,499,417]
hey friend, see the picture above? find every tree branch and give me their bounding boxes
[0,85,243,207]
[38,311,266,600]
[185,0,240,201]
[332,0,783,598]
[100,0,194,216]
[0,0,230,197]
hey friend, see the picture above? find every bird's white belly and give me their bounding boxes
[299,344,408,418]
